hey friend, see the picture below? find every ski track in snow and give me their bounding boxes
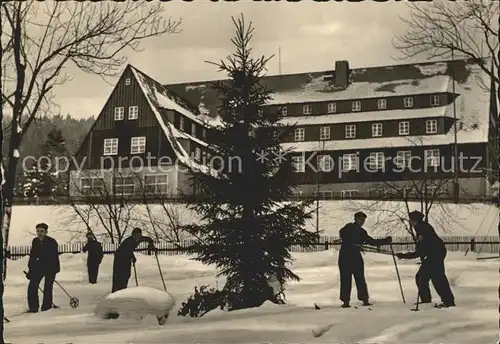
[3,249,497,343]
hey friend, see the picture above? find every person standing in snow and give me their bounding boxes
[338,212,392,308]
[26,223,60,312]
[111,227,156,293]
[83,231,104,284]
[396,211,455,308]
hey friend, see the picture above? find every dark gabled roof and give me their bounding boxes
[164,58,480,119]
[129,65,218,177]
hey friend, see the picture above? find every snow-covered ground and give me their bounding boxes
[3,250,498,343]
[7,201,499,246]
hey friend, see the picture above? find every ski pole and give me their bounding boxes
[133,262,139,286]
[154,252,167,291]
[53,280,79,308]
[23,271,60,309]
[390,244,405,304]
[410,261,423,312]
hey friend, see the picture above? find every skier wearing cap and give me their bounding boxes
[83,231,104,284]
[338,212,392,308]
[111,227,157,293]
[26,223,60,312]
[395,211,455,308]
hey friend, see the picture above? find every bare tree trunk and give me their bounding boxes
[0,3,5,341]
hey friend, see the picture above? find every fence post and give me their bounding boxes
[470,238,475,252]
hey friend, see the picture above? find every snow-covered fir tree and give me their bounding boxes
[19,127,69,199]
[179,16,317,316]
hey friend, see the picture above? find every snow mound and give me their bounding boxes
[94,286,176,325]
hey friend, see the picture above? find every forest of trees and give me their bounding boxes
[2,114,94,198]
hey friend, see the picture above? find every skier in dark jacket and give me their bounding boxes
[396,211,455,308]
[26,223,60,312]
[83,231,104,284]
[338,212,392,308]
[111,227,156,293]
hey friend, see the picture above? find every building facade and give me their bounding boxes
[71,58,498,201]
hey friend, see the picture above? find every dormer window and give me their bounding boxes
[403,97,414,108]
[430,95,440,106]
[327,102,336,114]
[377,99,387,110]
[352,101,361,112]
[303,104,312,115]
[426,119,438,134]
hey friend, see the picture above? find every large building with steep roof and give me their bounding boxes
[71,58,498,201]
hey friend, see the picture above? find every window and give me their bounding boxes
[341,190,359,199]
[403,97,414,108]
[345,124,356,139]
[175,118,183,132]
[372,123,383,137]
[317,155,333,172]
[194,147,201,161]
[202,128,207,140]
[377,99,387,110]
[327,103,336,114]
[342,153,358,171]
[128,106,138,120]
[352,101,361,112]
[320,126,330,140]
[144,174,168,194]
[114,107,124,121]
[425,149,440,167]
[114,176,135,196]
[191,123,196,136]
[292,156,305,173]
[368,152,385,170]
[130,136,146,154]
[399,121,410,136]
[303,104,312,115]
[426,186,438,196]
[294,128,305,141]
[403,188,414,198]
[280,106,288,116]
[80,177,105,196]
[395,151,412,169]
[292,190,303,197]
[103,138,118,155]
[125,78,131,86]
[313,190,333,199]
[426,119,437,134]
[430,95,440,106]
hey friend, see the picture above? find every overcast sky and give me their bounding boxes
[54,2,415,119]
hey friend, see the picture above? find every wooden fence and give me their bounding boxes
[6,236,499,260]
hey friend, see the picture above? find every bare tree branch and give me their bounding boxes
[394,0,499,85]
[0,2,181,275]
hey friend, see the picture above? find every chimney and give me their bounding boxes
[334,60,350,88]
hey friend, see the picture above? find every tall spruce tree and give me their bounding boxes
[180,15,317,316]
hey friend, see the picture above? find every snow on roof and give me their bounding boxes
[268,75,451,105]
[282,129,482,153]
[281,106,451,126]
[164,58,491,151]
[130,67,218,177]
